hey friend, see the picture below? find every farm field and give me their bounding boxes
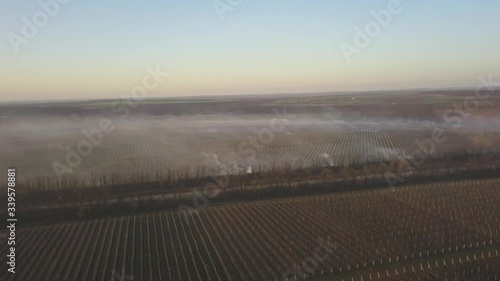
[2,91,500,192]
[3,1,500,279]
[1,178,499,281]
[2,113,500,192]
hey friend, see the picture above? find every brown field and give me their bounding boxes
[2,91,500,281]
[1,178,499,281]
[2,90,500,193]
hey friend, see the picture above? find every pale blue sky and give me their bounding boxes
[1,0,499,100]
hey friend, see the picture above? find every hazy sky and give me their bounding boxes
[1,0,500,101]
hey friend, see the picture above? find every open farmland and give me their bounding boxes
[4,1,500,279]
[1,178,499,281]
[2,91,500,190]
[2,112,500,192]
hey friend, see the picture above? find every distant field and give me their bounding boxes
[1,90,500,190]
[85,99,217,107]
[263,91,500,106]
[2,178,498,281]
[2,116,500,190]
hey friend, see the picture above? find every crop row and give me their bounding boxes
[2,128,500,188]
[1,178,499,280]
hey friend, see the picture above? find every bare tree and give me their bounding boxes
[110,173,120,186]
[90,172,99,187]
[98,173,109,186]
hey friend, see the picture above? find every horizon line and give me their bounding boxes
[1,86,499,105]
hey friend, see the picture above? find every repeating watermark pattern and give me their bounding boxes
[213,0,243,21]
[443,75,499,127]
[237,108,296,162]
[340,0,411,63]
[178,181,223,222]
[385,74,499,188]
[179,107,295,221]
[282,236,338,281]
[51,65,169,178]
[7,0,72,54]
